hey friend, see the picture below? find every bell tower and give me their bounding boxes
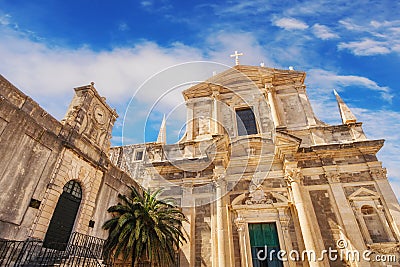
[62,82,118,153]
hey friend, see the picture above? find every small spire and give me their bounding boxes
[333,89,357,124]
[157,114,167,144]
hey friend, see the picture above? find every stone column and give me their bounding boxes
[278,208,296,267]
[234,217,249,267]
[265,84,280,127]
[181,185,195,266]
[296,84,317,126]
[351,204,374,244]
[375,203,397,242]
[212,90,220,135]
[371,167,400,238]
[214,171,226,267]
[186,100,194,140]
[285,168,321,267]
[325,171,368,253]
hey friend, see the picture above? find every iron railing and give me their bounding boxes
[0,232,180,267]
[0,232,105,267]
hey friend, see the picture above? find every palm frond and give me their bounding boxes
[102,186,187,265]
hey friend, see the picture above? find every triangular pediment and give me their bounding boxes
[275,131,302,146]
[349,187,379,200]
[274,131,301,159]
[182,65,305,100]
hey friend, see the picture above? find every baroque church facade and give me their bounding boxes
[1,64,400,267]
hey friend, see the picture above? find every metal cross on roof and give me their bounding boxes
[230,50,243,66]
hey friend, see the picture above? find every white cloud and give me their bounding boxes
[0,14,11,26]
[307,69,390,93]
[312,24,339,40]
[0,25,276,133]
[118,22,129,31]
[273,17,309,30]
[0,28,206,119]
[206,32,275,67]
[339,20,366,32]
[338,19,400,56]
[141,1,153,7]
[208,0,273,16]
[338,38,391,56]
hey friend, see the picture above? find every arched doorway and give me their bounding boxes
[43,180,82,250]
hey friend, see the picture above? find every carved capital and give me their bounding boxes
[295,84,306,93]
[368,243,400,254]
[211,90,220,99]
[234,217,245,232]
[279,215,291,231]
[212,170,226,188]
[264,83,274,94]
[284,168,303,186]
[325,172,341,183]
[376,204,384,212]
[370,168,387,180]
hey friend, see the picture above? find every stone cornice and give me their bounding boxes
[297,139,384,154]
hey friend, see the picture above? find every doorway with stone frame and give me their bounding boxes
[232,191,293,267]
[43,180,82,250]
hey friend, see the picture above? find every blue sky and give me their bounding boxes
[0,0,399,195]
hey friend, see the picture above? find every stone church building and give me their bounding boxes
[1,64,400,267]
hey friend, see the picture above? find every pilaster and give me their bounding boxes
[213,169,227,267]
[264,84,281,128]
[284,166,322,267]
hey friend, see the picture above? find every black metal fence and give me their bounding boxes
[0,232,104,267]
[0,232,180,267]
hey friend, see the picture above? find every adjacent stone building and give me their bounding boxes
[0,76,136,246]
[1,64,400,267]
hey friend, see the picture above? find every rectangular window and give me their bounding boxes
[248,223,283,267]
[236,107,258,136]
[134,150,144,161]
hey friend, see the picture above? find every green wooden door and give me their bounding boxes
[248,223,283,267]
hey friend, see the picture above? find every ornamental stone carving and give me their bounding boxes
[325,172,341,183]
[245,184,273,205]
[284,168,303,186]
[369,168,387,180]
[234,217,245,232]
[368,243,400,254]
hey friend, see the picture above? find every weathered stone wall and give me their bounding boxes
[89,165,138,239]
[0,75,64,240]
[30,148,104,240]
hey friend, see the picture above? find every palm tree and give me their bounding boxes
[102,186,187,266]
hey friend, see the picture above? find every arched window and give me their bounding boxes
[63,180,82,199]
[361,205,389,243]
